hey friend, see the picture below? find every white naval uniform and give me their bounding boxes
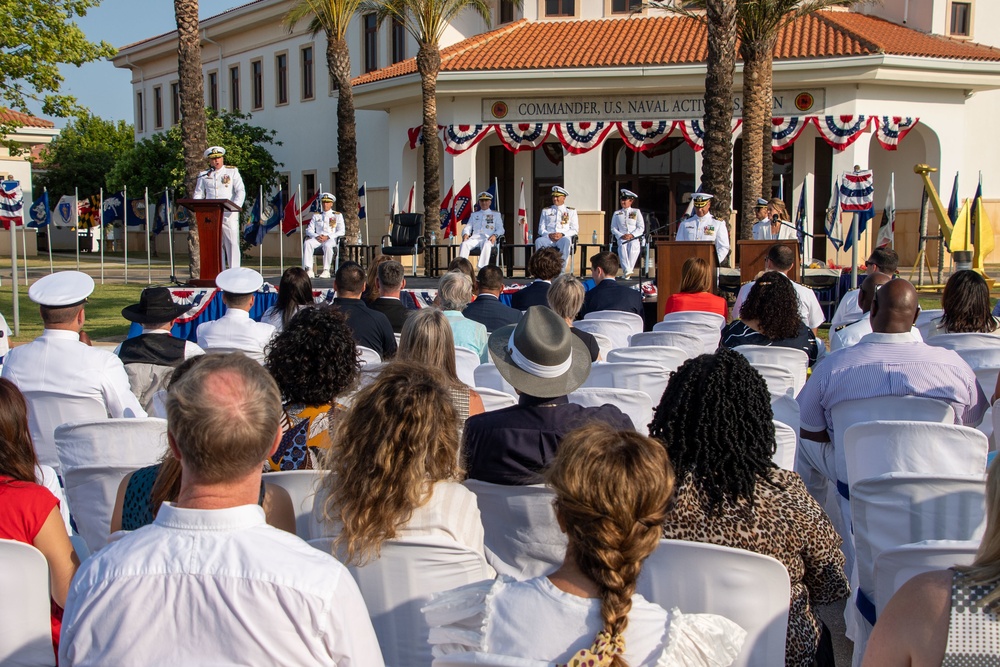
[752,218,797,241]
[303,209,345,272]
[460,209,504,266]
[675,212,730,263]
[196,309,276,364]
[1,329,147,471]
[611,206,645,276]
[193,165,246,270]
[535,205,579,265]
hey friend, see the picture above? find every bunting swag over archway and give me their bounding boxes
[415,116,919,155]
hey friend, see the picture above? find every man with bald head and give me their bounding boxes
[829,274,922,351]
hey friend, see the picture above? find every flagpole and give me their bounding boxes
[19,206,28,286]
[890,173,896,250]
[43,187,52,273]
[363,181,369,246]
[145,187,151,284]
[259,185,264,275]
[99,188,105,284]
[123,185,129,284]
[74,187,80,270]
[166,189,176,283]
[10,188,18,336]
[297,183,304,264]
[850,167,861,290]
[279,192,285,276]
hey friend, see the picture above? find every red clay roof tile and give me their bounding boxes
[0,108,55,129]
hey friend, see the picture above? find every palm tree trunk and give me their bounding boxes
[740,41,769,240]
[700,1,737,228]
[328,36,360,242]
[174,0,207,280]
[760,57,774,201]
[416,43,442,246]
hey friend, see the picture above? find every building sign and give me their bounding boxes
[483,90,825,122]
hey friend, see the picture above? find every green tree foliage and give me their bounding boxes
[35,113,135,199]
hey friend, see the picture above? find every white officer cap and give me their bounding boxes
[620,189,638,199]
[204,146,226,159]
[215,267,264,295]
[755,198,769,208]
[691,193,714,204]
[551,186,569,197]
[478,191,493,201]
[28,271,95,307]
[320,192,336,203]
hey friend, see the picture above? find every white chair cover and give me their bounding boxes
[309,535,492,667]
[22,390,112,471]
[771,394,800,433]
[773,420,797,471]
[925,332,1000,353]
[914,308,944,339]
[606,345,689,373]
[54,418,168,553]
[659,310,727,330]
[580,360,671,405]
[653,319,722,354]
[473,363,516,396]
[731,346,809,397]
[752,363,797,399]
[433,653,546,667]
[262,470,328,540]
[454,347,481,388]
[588,332,614,360]
[36,465,71,533]
[573,319,633,350]
[583,310,644,336]
[462,480,566,580]
[475,387,518,412]
[637,539,790,667]
[568,387,654,435]
[630,331,703,359]
[874,539,979,617]
[357,345,383,366]
[0,539,54,667]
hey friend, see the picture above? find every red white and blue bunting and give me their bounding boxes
[442,124,491,155]
[771,117,809,152]
[616,120,676,152]
[678,119,708,152]
[553,122,615,154]
[875,117,919,151]
[812,115,874,150]
[496,123,552,153]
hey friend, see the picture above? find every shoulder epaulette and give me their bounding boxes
[567,206,575,210]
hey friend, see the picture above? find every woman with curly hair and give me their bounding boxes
[264,306,361,470]
[261,267,313,332]
[926,269,1000,338]
[721,271,819,364]
[317,360,487,564]
[654,349,849,667]
[425,421,744,665]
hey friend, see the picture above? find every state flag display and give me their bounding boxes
[517,179,528,244]
[453,181,473,228]
[102,192,126,226]
[29,192,51,228]
[0,181,24,230]
[358,183,367,220]
[243,192,283,247]
[825,175,843,251]
[794,183,812,261]
[53,195,77,227]
[405,183,415,214]
[439,186,454,238]
[876,174,895,249]
[281,191,318,236]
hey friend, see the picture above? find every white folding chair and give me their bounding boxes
[753,363,797,399]
[569,387,654,435]
[475,387,518,412]
[473,363,516,396]
[653,319,722,354]
[772,420,797,471]
[588,331,614,360]
[54,418,168,553]
[659,310,726,329]
[637,539,790,667]
[732,345,809,397]
[914,309,944,339]
[21,390,116,471]
[262,470,328,540]
[925,332,1000,354]
[454,346,481,388]
[0,540,54,667]
[357,345,383,366]
[309,535,492,667]
[606,345,689,373]
[630,330,703,359]
[580,360,671,405]
[463,480,566,580]
[874,539,979,618]
[573,319,633,350]
[583,310,644,336]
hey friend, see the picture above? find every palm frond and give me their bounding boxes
[645,0,708,23]
[283,0,367,41]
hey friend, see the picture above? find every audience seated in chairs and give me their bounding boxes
[367,259,413,333]
[261,267,313,332]
[425,421,745,665]
[362,254,393,304]
[447,256,478,293]
[654,349,849,667]
[264,306,361,471]
[435,271,489,363]
[579,251,644,318]
[511,247,563,311]
[549,274,600,361]
[926,269,1000,339]
[332,261,397,359]
[463,264,522,332]
[721,272,820,366]
[733,244,825,334]
[662,256,729,320]
[0,378,79,658]
[196,267,276,363]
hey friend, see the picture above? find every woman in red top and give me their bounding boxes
[662,257,729,319]
[0,378,79,656]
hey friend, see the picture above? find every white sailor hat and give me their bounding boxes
[204,146,226,159]
[28,271,94,307]
[755,198,769,208]
[691,193,714,204]
[320,192,336,203]
[215,267,264,295]
[551,186,569,197]
[478,191,493,201]
[620,189,638,199]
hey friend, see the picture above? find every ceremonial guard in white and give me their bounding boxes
[751,198,772,240]
[675,193,730,263]
[610,188,645,278]
[752,197,796,240]
[193,145,246,270]
[535,186,579,267]
[302,192,344,278]
[459,191,504,267]
[196,268,276,363]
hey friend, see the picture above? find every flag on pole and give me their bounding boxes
[102,192,125,226]
[358,183,367,220]
[825,175,844,251]
[281,191,318,236]
[244,192,283,247]
[453,181,473,228]
[973,175,994,261]
[439,185,454,237]
[29,192,51,228]
[518,179,528,244]
[54,195,78,227]
[876,173,895,249]
[153,191,169,235]
[77,196,99,228]
[390,182,399,219]
[0,181,23,230]
[125,198,147,226]
[405,182,415,214]
[485,180,498,211]
[840,170,874,251]
[794,182,812,260]
[948,173,960,225]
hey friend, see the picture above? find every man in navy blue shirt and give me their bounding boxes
[464,265,522,332]
[579,251,643,318]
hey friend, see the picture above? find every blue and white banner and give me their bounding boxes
[29,192,51,228]
[0,181,22,230]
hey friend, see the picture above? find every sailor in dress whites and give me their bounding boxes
[193,145,246,270]
[302,192,344,279]
[751,198,771,240]
[459,192,504,267]
[611,188,645,278]
[196,268,276,364]
[752,197,796,241]
[675,193,730,264]
[535,186,579,268]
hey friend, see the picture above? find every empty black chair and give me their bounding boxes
[381,213,425,276]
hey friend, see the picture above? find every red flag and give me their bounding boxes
[280,192,299,236]
[440,186,454,238]
[517,179,528,244]
[453,181,472,225]
[405,183,415,214]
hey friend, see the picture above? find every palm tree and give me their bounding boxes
[284,0,363,241]
[174,0,208,279]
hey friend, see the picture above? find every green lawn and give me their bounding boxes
[1,282,146,344]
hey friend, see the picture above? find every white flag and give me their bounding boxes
[53,195,78,228]
[876,173,895,249]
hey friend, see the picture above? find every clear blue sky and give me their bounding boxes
[29,0,239,126]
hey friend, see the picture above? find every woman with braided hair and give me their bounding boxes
[655,349,849,667]
[424,422,745,666]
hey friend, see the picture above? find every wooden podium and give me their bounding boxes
[177,198,242,287]
[655,241,717,317]
[737,239,799,284]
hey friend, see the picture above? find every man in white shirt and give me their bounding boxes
[675,192,730,264]
[193,145,246,270]
[196,267,276,363]
[460,191,504,267]
[610,188,644,278]
[750,198,770,239]
[535,186,578,268]
[733,243,825,332]
[303,192,344,279]
[830,273,922,351]
[830,247,899,328]
[1,271,146,471]
[59,353,384,666]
